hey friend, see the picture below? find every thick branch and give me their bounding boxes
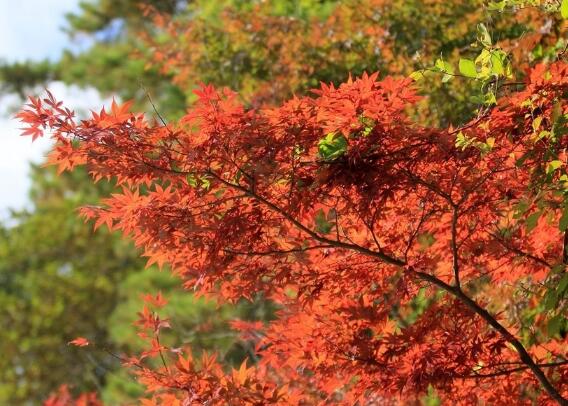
[412,269,567,405]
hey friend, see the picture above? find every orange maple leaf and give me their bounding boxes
[68,337,90,347]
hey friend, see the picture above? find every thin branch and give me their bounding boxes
[140,84,172,134]
[400,168,454,204]
[404,202,433,260]
[563,230,568,265]
[361,208,382,251]
[155,333,170,374]
[489,231,551,268]
[451,207,461,288]
[458,360,568,379]
[447,109,491,136]
[223,245,334,257]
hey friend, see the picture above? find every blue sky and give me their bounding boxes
[0,0,109,216]
[0,0,81,62]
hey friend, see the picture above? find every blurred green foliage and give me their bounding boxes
[0,166,138,403]
[0,60,58,97]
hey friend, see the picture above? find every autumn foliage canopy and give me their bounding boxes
[17,2,568,405]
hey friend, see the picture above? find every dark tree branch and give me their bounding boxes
[412,269,567,405]
[489,231,551,268]
[223,245,334,257]
[404,202,434,260]
[141,85,172,134]
[451,207,461,288]
[563,230,568,265]
[400,169,454,204]
[458,360,568,379]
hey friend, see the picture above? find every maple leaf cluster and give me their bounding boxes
[21,65,568,404]
[44,385,101,406]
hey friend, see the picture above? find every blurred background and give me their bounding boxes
[0,0,101,217]
[0,0,560,403]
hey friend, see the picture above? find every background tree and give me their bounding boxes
[0,165,140,403]
[6,0,566,122]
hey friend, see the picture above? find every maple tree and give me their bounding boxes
[20,59,568,403]
[13,0,568,404]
